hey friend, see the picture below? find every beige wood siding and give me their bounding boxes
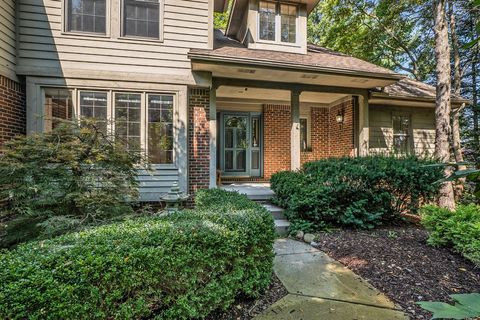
[17,0,211,85]
[369,105,435,157]
[0,0,17,80]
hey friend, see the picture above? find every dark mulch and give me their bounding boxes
[313,225,480,319]
[204,273,288,320]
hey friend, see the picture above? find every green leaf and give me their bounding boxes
[418,293,480,319]
[450,294,480,313]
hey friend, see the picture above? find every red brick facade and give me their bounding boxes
[188,88,211,195]
[263,104,291,179]
[0,75,26,148]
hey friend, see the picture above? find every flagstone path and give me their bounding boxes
[254,239,409,320]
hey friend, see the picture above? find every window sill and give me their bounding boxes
[118,36,165,44]
[61,31,110,39]
[256,40,301,48]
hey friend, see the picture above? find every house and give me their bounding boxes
[0,0,469,201]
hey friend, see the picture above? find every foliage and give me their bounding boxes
[0,189,275,320]
[421,204,480,266]
[213,0,232,30]
[418,293,480,320]
[0,121,144,247]
[271,156,442,230]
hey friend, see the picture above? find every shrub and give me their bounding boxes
[0,121,145,246]
[0,189,275,319]
[271,156,442,230]
[421,204,480,266]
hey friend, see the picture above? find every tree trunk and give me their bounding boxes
[433,0,455,210]
[448,0,466,197]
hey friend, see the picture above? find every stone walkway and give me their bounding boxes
[255,239,408,320]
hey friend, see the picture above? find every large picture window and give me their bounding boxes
[392,115,411,154]
[43,88,174,164]
[67,0,107,34]
[123,0,160,39]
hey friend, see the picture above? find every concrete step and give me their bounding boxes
[275,219,290,237]
[262,203,286,220]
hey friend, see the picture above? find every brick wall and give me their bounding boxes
[263,104,291,179]
[0,75,26,148]
[188,88,210,196]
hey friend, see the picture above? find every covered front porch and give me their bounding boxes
[209,78,371,186]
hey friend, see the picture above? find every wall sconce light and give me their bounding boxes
[336,111,344,124]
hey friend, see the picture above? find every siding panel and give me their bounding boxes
[0,0,16,80]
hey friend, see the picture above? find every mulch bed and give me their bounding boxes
[313,225,480,319]
[204,273,288,320]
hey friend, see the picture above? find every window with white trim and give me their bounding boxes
[258,1,298,44]
[43,88,175,164]
[392,114,411,154]
[66,0,107,34]
[122,0,161,39]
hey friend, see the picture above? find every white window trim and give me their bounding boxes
[119,0,165,42]
[62,0,111,38]
[392,113,413,153]
[257,1,299,45]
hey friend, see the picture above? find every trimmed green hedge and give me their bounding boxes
[421,204,480,266]
[271,156,442,230]
[0,189,275,319]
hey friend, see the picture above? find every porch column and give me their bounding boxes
[291,89,301,170]
[358,93,370,156]
[209,85,217,188]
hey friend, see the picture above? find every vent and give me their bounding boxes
[351,78,370,84]
[238,68,256,74]
[301,74,319,79]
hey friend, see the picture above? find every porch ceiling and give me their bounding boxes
[192,61,398,89]
[217,86,348,105]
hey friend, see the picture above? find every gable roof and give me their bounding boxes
[189,30,402,80]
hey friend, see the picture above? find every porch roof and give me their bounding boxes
[189,30,404,86]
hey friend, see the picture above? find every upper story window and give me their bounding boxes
[123,0,160,39]
[258,1,298,44]
[67,0,107,34]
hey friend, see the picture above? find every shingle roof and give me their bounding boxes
[189,30,400,79]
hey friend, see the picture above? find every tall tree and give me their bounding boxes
[433,0,456,210]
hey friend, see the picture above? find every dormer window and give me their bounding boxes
[258,1,298,44]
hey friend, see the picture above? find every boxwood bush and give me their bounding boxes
[0,189,275,319]
[421,204,480,266]
[271,156,442,230]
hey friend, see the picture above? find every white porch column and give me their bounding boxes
[291,89,301,170]
[358,94,370,156]
[209,85,217,188]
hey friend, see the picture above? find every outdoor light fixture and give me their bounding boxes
[336,111,344,124]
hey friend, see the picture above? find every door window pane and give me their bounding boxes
[252,118,259,147]
[115,93,141,150]
[225,150,233,170]
[281,4,296,43]
[300,118,308,151]
[148,94,173,164]
[393,115,411,154]
[123,0,160,39]
[236,150,246,171]
[68,0,106,34]
[44,88,73,132]
[252,150,260,170]
[80,91,108,132]
[259,1,276,41]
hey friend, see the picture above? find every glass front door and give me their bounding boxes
[221,113,263,177]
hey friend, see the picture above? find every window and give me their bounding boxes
[67,0,106,34]
[147,94,173,164]
[123,0,160,39]
[259,1,298,43]
[393,115,411,154]
[300,118,308,151]
[259,1,276,41]
[44,88,73,132]
[80,91,108,132]
[115,93,141,150]
[281,4,296,43]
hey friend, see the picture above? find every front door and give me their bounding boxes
[221,113,263,177]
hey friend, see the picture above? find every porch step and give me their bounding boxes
[274,219,290,237]
[220,183,274,201]
[261,203,286,220]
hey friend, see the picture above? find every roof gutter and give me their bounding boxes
[370,92,471,105]
[188,52,405,82]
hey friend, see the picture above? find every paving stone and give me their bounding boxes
[254,294,408,320]
[274,238,318,255]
